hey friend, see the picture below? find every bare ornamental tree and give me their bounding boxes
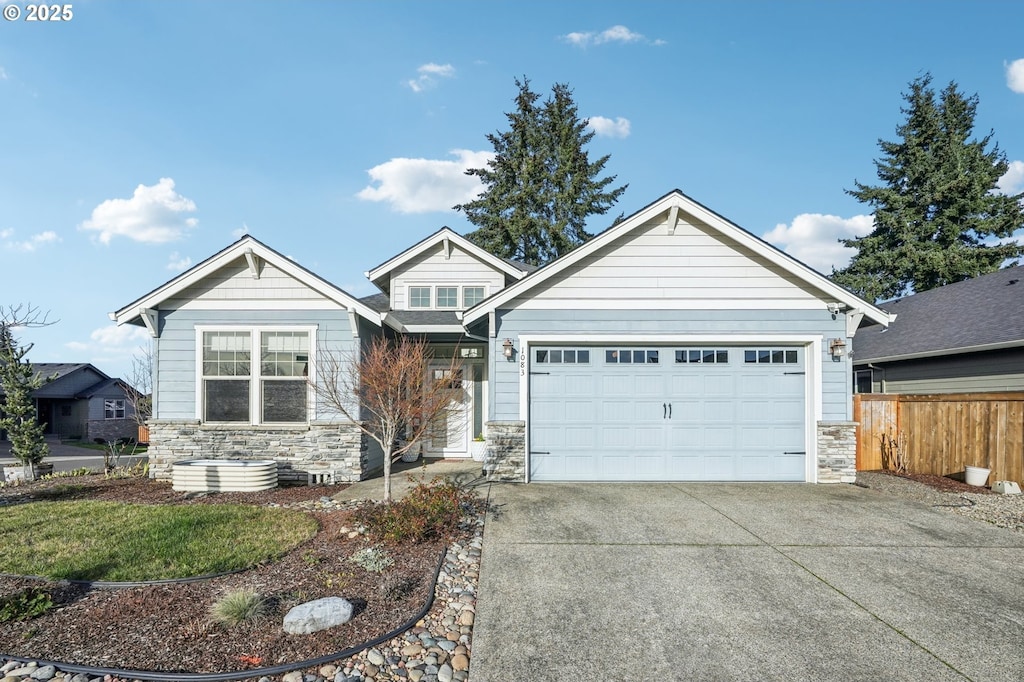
[311,336,463,503]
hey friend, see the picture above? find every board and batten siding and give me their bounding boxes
[490,308,850,422]
[507,216,823,308]
[390,243,506,310]
[155,309,356,420]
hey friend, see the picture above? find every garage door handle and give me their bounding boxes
[668,403,672,419]
[784,451,806,455]
[663,403,667,419]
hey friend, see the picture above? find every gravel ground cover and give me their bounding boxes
[856,469,1024,533]
[0,475,471,679]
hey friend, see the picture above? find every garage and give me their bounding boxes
[528,345,807,481]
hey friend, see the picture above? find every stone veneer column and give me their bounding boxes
[145,419,369,483]
[817,420,857,483]
[483,420,526,482]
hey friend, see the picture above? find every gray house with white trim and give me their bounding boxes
[852,264,1024,394]
[112,190,892,484]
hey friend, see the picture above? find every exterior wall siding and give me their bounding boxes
[507,217,824,308]
[33,368,107,398]
[390,243,505,310]
[167,260,330,303]
[155,308,355,420]
[491,308,850,422]
[859,348,1024,394]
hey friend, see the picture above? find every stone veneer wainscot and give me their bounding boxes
[483,420,525,482]
[145,420,371,484]
[817,420,857,483]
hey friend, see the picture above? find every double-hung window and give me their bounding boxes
[104,399,125,419]
[200,327,313,424]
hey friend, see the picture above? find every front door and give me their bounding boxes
[425,361,473,458]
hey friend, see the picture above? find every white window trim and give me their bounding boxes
[515,333,823,484]
[404,283,490,311]
[194,325,318,425]
[408,286,432,309]
[104,399,126,420]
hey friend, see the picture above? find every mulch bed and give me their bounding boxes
[878,470,994,494]
[0,475,446,676]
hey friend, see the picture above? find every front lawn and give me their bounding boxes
[0,500,316,581]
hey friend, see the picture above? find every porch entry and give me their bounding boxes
[425,357,485,458]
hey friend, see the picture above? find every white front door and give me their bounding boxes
[425,361,472,457]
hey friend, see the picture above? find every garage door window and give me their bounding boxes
[675,349,729,364]
[606,349,659,364]
[536,349,590,364]
[744,349,799,364]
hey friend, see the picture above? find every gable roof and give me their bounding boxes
[365,226,531,292]
[459,190,894,327]
[853,264,1024,364]
[111,235,381,328]
[0,363,111,399]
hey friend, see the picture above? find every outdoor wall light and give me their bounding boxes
[829,338,847,358]
[502,338,515,359]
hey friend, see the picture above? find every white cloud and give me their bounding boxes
[232,223,249,239]
[1006,59,1024,94]
[2,229,61,252]
[997,160,1024,195]
[563,25,664,48]
[588,116,631,138]
[0,67,7,80]
[166,251,192,271]
[80,178,198,244]
[407,62,455,93]
[762,213,874,273]
[357,149,492,213]
[65,325,151,375]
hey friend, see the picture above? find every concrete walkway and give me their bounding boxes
[471,482,1024,681]
[331,458,486,502]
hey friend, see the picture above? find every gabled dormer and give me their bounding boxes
[365,227,531,315]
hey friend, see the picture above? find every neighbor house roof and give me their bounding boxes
[111,235,382,333]
[460,189,894,328]
[365,226,531,293]
[853,264,1024,364]
[0,363,113,399]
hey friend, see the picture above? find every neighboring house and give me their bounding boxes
[111,190,892,484]
[0,363,139,442]
[852,264,1024,394]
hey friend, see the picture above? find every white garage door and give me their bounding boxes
[529,346,807,481]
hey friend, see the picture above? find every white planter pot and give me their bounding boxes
[965,465,991,487]
[471,440,487,462]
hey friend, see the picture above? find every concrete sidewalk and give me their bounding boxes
[471,482,1024,681]
[331,458,486,502]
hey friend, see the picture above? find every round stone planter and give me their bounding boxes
[3,462,53,483]
[172,459,278,492]
[964,465,991,487]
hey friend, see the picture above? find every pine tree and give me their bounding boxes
[831,74,1024,302]
[0,324,49,478]
[456,78,627,266]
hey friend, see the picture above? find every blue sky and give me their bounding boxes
[2,0,1023,383]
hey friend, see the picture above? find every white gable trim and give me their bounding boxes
[461,191,894,328]
[110,236,381,328]
[365,227,528,285]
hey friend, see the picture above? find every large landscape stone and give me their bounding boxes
[283,597,354,635]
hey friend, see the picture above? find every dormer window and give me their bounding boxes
[436,287,459,308]
[410,287,431,308]
[463,286,485,307]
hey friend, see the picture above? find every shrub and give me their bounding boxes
[0,588,53,622]
[355,478,478,544]
[349,546,394,573]
[208,588,267,627]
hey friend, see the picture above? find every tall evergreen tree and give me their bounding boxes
[455,78,627,266]
[831,74,1024,302]
[0,319,49,478]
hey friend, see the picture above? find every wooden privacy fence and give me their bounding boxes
[854,393,1024,484]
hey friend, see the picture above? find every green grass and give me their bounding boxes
[0,501,317,582]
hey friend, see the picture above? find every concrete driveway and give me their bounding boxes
[471,482,1024,681]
